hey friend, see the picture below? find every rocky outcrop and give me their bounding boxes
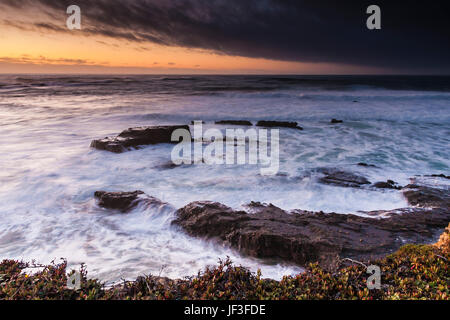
[331,119,343,124]
[94,190,168,212]
[426,174,450,179]
[403,184,449,209]
[154,162,186,170]
[172,181,449,270]
[357,162,377,168]
[93,175,449,271]
[373,180,402,190]
[90,125,191,153]
[318,168,371,188]
[215,120,253,126]
[256,120,303,130]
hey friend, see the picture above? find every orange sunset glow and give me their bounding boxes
[1,28,379,74]
[0,3,384,75]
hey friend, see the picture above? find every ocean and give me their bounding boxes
[0,75,449,284]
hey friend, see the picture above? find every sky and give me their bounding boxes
[0,0,449,74]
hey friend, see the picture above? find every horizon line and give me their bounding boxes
[1,73,449,77]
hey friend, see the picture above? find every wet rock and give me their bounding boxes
[94,190,167,212]
[373,180,402,190]
[426,174,450,179]
[154,162,184,170]
[90,125,191,153]
[403,184,450,209]
[331,119,343,124]
[94,191,145,212]
[90,139,124,153]
[357,162,377,168]
[256,120,303,130]
[172,195,449,270]
[215,120,253,126]
[318,168,371,188]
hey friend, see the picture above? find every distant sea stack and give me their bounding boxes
[215,120,253,126]
[256,120,303,130]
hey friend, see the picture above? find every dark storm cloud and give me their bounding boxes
[3,0,450,73]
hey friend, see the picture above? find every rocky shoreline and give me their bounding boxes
[94,175,449,271]
[1,122,448,300]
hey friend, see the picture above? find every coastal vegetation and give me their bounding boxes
[1,224,448,300]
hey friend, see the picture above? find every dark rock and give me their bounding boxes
[90,125,191,153]
[256,120,303,130]
[318,168,371,188]
[403,184,450,209]
[155,162,184,170]
[215,120,253,126]
[172,192,449,270]
[427,174,450,179]
[90,139,124,153]
[94,190,168,212]
[94,191,145,212]
[357,162,377,168]
[331,119,343,124]
[373,180,402,190]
